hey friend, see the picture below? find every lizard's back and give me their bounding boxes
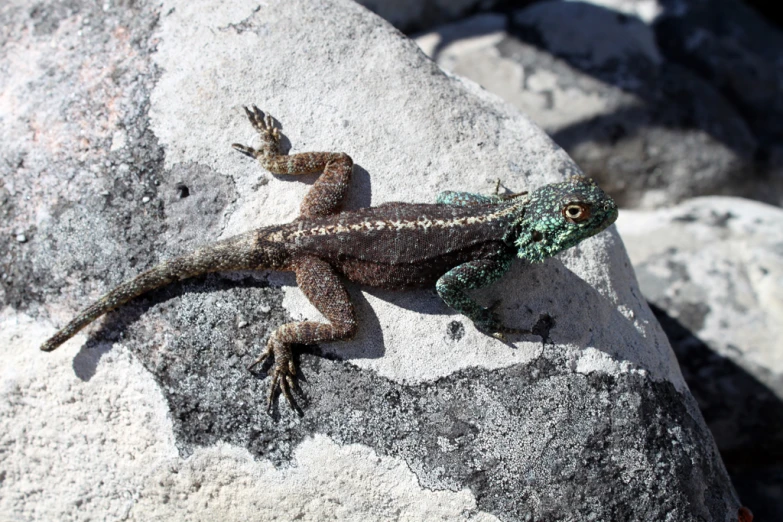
[269,201,521,288]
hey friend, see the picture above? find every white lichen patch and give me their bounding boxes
[136,436,499,521]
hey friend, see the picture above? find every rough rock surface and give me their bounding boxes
[415,2,782,208]
[1,0,739,520]
[617,197,783,521]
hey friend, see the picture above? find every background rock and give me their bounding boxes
[417,1,783,207]
[416,3,781,208]
[354,0,525,34]
[617,197,783,521]
[406,0,782,517]
[1,0,740,520]
[655,0,783,161]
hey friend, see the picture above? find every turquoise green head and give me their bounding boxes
[514,176,618,262]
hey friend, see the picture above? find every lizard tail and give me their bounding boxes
[40,231,266,352]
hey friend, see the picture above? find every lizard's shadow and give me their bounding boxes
[501,251,679,381]
[71,269,389,381]
[328,243,671,380]
[72,274,287,381]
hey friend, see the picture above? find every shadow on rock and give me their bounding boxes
[418,1,783,207]
[72,273,290,381]
[507,1,782,206]
[651,303,783,521]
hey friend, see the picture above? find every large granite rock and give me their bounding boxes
[0,0,741,520]
[415,2,782,208]
[617,197,783,521]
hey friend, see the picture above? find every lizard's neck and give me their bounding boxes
[513,219,569,263]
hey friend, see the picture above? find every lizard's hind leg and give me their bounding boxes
[232,105,353,218]
[249,255,357,412]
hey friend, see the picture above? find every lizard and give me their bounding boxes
[40,106,619,412]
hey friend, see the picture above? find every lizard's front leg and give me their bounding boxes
[250,255,357,412]
[232,106,353,218]
[435,252,526,338]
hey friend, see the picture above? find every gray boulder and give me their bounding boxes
[0,0,741,520]
[618,197,783,521]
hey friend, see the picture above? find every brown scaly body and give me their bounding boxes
[41,106,618,412]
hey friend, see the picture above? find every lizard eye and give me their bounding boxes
[562,203,591,223]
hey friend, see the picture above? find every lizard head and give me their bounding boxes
[514,176,618,263]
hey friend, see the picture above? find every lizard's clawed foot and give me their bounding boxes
[477,301,531,340]
[245,105,281,147]
[267,364,299,414]
[232,105,282,159]
[248,337,301,414]
[245,105,280,139]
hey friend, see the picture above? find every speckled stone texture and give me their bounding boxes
[0,0,740,520]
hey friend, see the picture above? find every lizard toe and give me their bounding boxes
[232,143,259,159]
[494,325,532,339]
[259,335,301,414]
[247,344,273,371]
[265,363,301,414]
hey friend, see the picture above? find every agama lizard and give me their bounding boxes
[40,106,618,411]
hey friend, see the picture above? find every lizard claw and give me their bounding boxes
[492,179,527,201]
[232,143,260,159]
[249,336,302,415]
[244,105,266,131]
[490,326,531,341]
[236,105,282,157]
[231,105,280,159]
[245,105,280,140]
[266,365,301,414]
[491,330,508,341]
[247,345,271,371]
